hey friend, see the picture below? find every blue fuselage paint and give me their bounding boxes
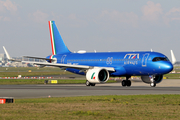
[47,51,173,77]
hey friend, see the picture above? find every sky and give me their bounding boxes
[0,0,180,60]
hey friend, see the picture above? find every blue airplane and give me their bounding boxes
[3,21,173,87]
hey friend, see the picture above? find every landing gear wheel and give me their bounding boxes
[86,80,91,86]
[91,83,96,86]
[85,81,96,86]
[122,80,131,87]
[122,80,127,87]
[150,82,156,87]
[126,80,131,87]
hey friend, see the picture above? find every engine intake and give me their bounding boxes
[86,68,109,83]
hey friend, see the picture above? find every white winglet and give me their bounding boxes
[170,50,176,64]
[3,46,11,60]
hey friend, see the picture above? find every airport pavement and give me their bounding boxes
[124,79,180,87]
[0,79,179,99]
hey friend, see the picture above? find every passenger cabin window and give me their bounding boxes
[152,57,169,62]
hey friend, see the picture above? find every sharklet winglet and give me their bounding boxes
[3,46,11,59]
[170,50,176,65]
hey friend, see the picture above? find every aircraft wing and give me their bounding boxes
[22,61,115,71]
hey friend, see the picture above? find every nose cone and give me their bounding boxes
[161,62,173,74]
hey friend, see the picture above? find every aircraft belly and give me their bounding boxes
[66,68,86,75]
[110,66,126,76]
[123,64,151,76]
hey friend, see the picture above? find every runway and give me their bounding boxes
[0,79,180,98]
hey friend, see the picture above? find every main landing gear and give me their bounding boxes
[85,80,96,86]
[121,76,131,87]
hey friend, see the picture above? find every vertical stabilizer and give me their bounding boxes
[170,50,176,64]
[48,21,71,55]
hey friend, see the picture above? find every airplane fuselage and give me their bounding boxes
[47,51,173,77]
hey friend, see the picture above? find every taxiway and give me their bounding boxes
[0,79,180,98]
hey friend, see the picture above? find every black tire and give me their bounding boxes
[150,82,156,87]
[86,80,91,86]
[127,80,131,87]
[121,80,126,87]
[91,83,96,86]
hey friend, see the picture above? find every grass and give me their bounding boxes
[0,79,117,85]
[0,71,68,77]
[164,74,180,79]
[0,95,180,120]
[0,67,117,85]
[0,67,73,77]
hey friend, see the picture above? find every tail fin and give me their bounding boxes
[48,21,71,55]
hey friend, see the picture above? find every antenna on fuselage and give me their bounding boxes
[151,49,153,52]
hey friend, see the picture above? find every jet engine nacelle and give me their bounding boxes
[86,68,109,83]
[141,75,163,84]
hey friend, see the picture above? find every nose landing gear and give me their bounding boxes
[150,82,156,87]
[150,76,156,87]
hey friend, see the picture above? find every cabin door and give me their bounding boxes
[142,53,149,67]
[61,55,67,64]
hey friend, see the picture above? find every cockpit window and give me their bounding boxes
[152,57,169,62]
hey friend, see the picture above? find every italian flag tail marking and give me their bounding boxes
[48,21,56,55]
[50,55,54,63]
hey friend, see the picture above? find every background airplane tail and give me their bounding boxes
[48,21,71,55]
